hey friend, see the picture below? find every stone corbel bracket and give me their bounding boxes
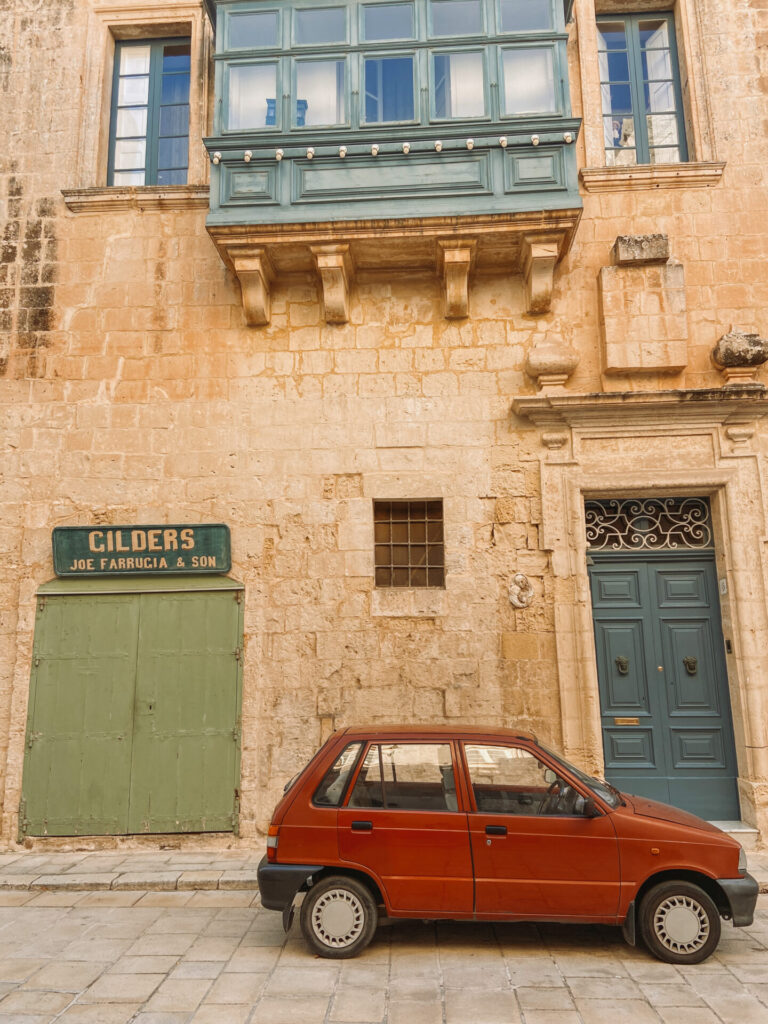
[311,244,354,324]
[230,247,275,326]
[436,239,477,319]
[521,233,566,315]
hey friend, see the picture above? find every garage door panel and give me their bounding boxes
[127,592,240,834]
[23,586,242,838]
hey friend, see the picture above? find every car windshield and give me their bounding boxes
[537,744,623,808]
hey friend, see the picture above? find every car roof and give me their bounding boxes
[335,724,537,742]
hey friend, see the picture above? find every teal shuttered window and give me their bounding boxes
[108,38,191,186]
[597,13,687,166]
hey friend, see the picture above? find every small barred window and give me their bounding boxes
[374,500,445,587]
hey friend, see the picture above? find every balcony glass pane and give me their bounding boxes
[227,11,279,49]
[228,63,278,129]
[432,51,485,118]
[502,47,556,115]
[500,0,552,32]
[364,3,414,40]
[295,7,346,44]
[113,170,146,185]
[159,103,190,137]
[161,70,190,105]
[604,113,635,151]
[296,60,346,125]
[114,138,146,170]
[646,113,678,148]
[364,56,414,122]
[115,107,148,138]
[597,21,627,51]
[639,19,670,48]
[430,0,482,36]
[118,75,149,106]
[158,137,188,170]
[157,168,188,185]
[163,43,190,72]
[119,45,151,75]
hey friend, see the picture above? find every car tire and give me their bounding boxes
[638,880,721,964]
[299,875,378,959]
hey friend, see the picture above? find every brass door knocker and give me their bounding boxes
[615,656,629,675]
[683,656,698,676]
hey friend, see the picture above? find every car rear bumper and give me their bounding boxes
[257,855,323,912]
[718,873,759,927]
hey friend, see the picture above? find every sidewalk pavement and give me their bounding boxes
[0,884,766,1023]
[0,848,766,893]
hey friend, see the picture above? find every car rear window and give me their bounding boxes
[313,742,364,806]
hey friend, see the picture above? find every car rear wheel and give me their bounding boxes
[639,880,721,964]
[300,875,378,959]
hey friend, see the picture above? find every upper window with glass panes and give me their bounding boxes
[109,38,191,186]
[597,13,687,166]
[218,0,565,135]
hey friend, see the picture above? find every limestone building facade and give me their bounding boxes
[1,0,768,848]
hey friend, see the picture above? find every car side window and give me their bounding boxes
[313,742,364,806]
[465,744,584,816]
[348,742,457,811]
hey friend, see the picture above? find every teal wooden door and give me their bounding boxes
[589,553,739,820]
[22,581,242,837]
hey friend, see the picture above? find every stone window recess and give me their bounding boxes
[374,500,445,588]
[585,497,713,551]
[65,3,211,191]
[109,38,191,187]
[597,12,687,167]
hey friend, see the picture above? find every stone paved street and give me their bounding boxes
[0,888,766,1024]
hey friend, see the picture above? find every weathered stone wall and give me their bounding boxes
[1,0,768,845]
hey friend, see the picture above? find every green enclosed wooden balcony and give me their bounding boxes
[204,0,582,323]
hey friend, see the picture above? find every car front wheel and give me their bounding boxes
[299,875,378,959]
[639,880,721,964]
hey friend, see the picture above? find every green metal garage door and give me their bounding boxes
[21,577,243,837]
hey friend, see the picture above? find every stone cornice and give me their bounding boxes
[512,386,768,429]
[579,162,725,193]
[61,185,209,213]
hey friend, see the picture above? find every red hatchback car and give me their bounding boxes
[257,726,757,963]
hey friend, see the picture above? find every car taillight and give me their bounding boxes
[266,824,279,862]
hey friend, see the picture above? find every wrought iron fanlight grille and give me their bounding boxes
[584,497,713,551]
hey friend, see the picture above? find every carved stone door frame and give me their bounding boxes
[512,388,768,837]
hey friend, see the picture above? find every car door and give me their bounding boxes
[338,740,474,915]
[463,742,621,921]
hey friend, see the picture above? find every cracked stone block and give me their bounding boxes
[611,234,670,265]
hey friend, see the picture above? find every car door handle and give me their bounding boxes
[351,820,373,832]
[485,825,507,836]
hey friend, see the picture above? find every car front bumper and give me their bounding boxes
[718,873,759,927]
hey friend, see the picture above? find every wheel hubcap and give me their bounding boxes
[312,888,365,948]
[653,895,709,953]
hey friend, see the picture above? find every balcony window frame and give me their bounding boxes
[360,1,418,43]
[495,0,555,35]
[292,4,349,47]
[499,41,562,119]
[107,37,192,188]
[362,49,420,126]
[596,11,688,166]
[428,0,486,39]
[292,55,350,128]
[429,46,490,123]
[222,56,284,133]
[225,7,281,50]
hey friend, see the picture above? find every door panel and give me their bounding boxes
[590,553,739,820]
[469,813,620,919]
[22,596,138,836]
[129,592,241,833]
[338,808,474,914]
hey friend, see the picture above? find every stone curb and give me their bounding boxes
[0,870,261,892]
